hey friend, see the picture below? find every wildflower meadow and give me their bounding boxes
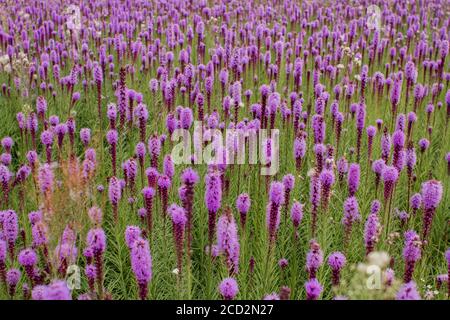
[0,0,448,301]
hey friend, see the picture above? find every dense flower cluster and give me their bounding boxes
[0,0,447,301]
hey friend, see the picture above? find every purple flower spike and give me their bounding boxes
[130,237,152,300]
[1,137,13,153]
[403,230,422,283]
[219,277,238,300]
[3,210,18,261]
[205,171,222,246]
[107,129,118,175]
[168,204,187,273]
[80,128,91,147]
[347,163,360,197]
[421,180,443,239]
[328,252,346,286]
[364,200,381,256]
[342,196,360,244]
[267,181,284,244]
[217,208,240,274]
[18,248,38,285]
[0,164,12,204]
[445,249,450,297]
[382,166,398,203]
[0,240,6,283]
[181,168,199,253]
[263,293,280,300]
[236,193,251,229]
[108,176,122,222]
[410,193,422,216]
[319,169,334,210]
[290,201,304,230]
[142,187,155,235]
[86,228,106,298]
[125,226,141,249]
[6,268,21,298]
[41,280,72,300]
[282,174,295,218]
[305,278,322,300]
[306,240,323,279]
[396,282,421,300]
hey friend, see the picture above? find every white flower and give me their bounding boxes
[172,268,179,275]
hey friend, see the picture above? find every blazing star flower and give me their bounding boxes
[88,206,103,225]
[347,163,360,196]
[108,176,122,222]
[163,155,175,179]
[392,130,405,170]
[382,165,398,202]
[396,281,421,300]
[294,136,306,170]
[86,227,106,298]
[290,200,303,230]
[418,138,429,153]
[217,209,240,274]
[148,134,161,168]
[342,196,360,244]
[40,280,72,300]
[236,193,251,229]
[328,252,346,286]
[305,278,322,300]
[205,171,222,245]
[130,237,152,300]
[218,277,238,300]
[403,230,422,282]
[263,292,280,300]
[421,180,443,239]
[0,240,6,282]
[80,128,91,147]
[168,204,186,272]
[267,181,284,244]
[309,174,321,237]
[306,240,323,279]
[18,248,38,284]
[282,174,295,213]
[319,169,334,210]
[142,186,155,235]
[6,268,20,298]
[125,226,141,249]
[445,249,450,296]
[364,200,381,255]
[3,210,18,259]
[1,137,13,153]
[181,168,199,252]
[107,129,118,175]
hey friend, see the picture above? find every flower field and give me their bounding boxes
[0,0,448,300]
